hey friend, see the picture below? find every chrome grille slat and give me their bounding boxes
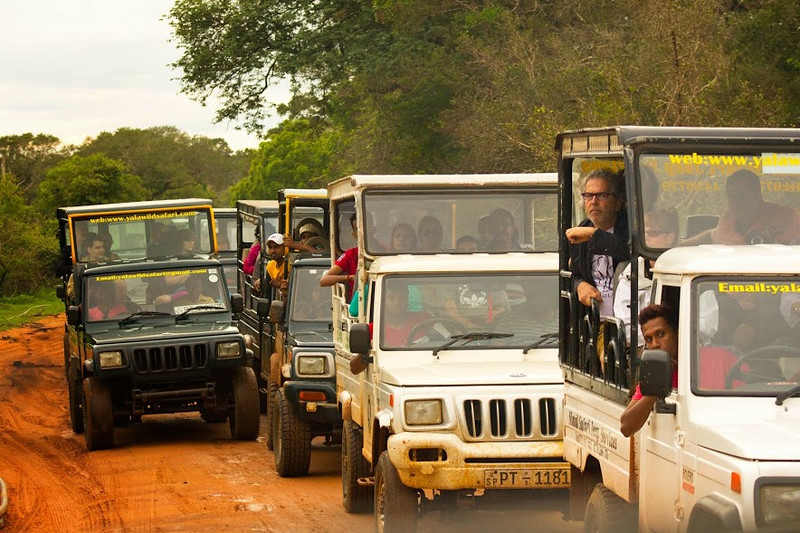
[133,344,208,373]
[462,397,558,440]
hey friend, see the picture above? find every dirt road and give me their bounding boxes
[0,315,579,532]
[0,315,369,532]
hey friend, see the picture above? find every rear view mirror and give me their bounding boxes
[230,293,243,313]
[67,306,81,326]
[349,322,371,355]
[639,349,672,398]
[268,300,286,323]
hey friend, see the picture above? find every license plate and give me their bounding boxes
[483,465,570,489]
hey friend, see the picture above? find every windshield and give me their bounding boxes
[693,276,800,396]
[85,266,228,323]
[70,207,215,263]
[639,152,800,250]
[364,191,558,254]
[289,266,331,322]
[379,273,558,350]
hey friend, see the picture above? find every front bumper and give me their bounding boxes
[283,381,340,423]
[387,432,569,491]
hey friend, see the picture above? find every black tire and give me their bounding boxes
[67,359,84,434]
[229,367,260,440]
[272,388,311,477]
[583,484,632,533]
[342,420,372,513]
[83,377,114,451]
[63,332,70,380]
[200,410,229,423]
[265,381,278,451]
[374,451,418,533]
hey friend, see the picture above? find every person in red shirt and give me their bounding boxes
[381,283,431,347]
[620,303,679,437]
[320,213,358,299]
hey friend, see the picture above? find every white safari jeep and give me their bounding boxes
[557,126,800,532]
[327,173,569,531]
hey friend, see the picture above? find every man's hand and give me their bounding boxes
[577,281,602,307]
[565,226,597,244]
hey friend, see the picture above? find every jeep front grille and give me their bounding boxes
[462,397,558,439]
[133,344,208,373]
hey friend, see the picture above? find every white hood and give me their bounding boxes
[698,419,800,461]
[379,353,562,387]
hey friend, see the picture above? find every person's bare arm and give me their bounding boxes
[620,396,658,437]
[576,280,602,307]
[320,265,353,287]
[565,226,597,244]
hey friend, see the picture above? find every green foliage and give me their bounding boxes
[36,153,148,215]
[230,119,339,201]
[0,133,70,202]
[171,0,800,177]
[78,126,252,202]
[0,286,63,331]
[0,172,59,296]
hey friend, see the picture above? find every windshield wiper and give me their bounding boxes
[118,311,172,326]
[432,332,513,356]
[775,383,800,406]
[174,304,225,321]
[522,332,559,354]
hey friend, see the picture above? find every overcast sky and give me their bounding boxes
[0,1,286,150]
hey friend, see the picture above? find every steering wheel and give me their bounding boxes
[724,344,800,388]
[406,317,467,344]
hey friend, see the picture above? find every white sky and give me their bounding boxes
[0,1,288,151]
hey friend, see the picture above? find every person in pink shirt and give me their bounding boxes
[243,226,261,276]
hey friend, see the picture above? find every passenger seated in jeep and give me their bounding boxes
[88,280,135,320]
[382,283,431,347]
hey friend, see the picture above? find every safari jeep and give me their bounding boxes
[558,126,800,532]
[263,253,341,477]
[60,258,259,451]
[328,173,568,531]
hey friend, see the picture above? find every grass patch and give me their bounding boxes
[0,286,64,331]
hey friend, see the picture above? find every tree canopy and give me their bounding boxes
[171,0,800,184]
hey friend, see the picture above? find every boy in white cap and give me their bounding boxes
[254,233,288,296]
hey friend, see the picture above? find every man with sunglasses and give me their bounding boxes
[566,168,628,319]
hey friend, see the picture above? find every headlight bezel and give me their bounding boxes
[404,399,444,426]
[97,350,125,369]
[216,341,242,359]
[297,355,327,376]
[756,477,800,526]
[293,351,334,378]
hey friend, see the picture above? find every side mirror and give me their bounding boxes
[268,300,286,323]
[67,305,81,326]
[56,284,66,300]
[349,322,372,355]
[256,297,271,318]
[639,349,672,398]
[230,293,244,313]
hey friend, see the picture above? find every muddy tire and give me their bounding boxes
[67,359,84,434]
[342,419,372,513]
[229,367,260,440]
[374,451,418,533]
[63,331,70,379]
[265,381,278,450]
[272,388,311,477]
[584,483,632,533]
[83,377,114,451]
[200,410,228,423]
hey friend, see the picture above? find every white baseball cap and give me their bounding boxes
[266,233,284,245]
